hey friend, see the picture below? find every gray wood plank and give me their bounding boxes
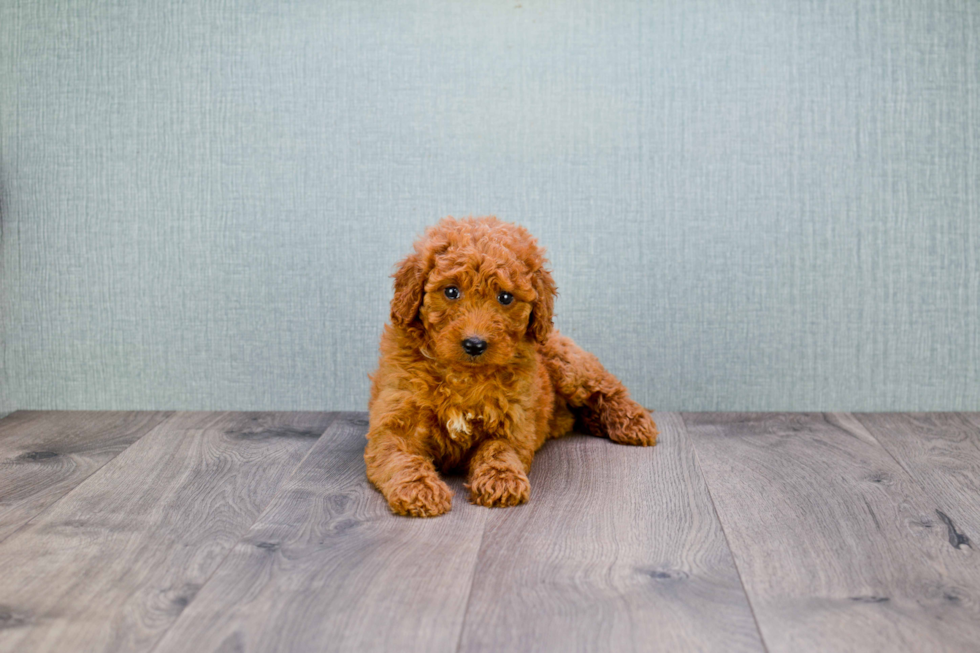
[855,413,980,553]
[0,410,43,433]
[684,412,980,653]
[151,413,490,653]
[0,410,172,542]
[457,412,765,653]
[0,411,335,653]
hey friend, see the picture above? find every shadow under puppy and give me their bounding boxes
[366,216,657,517]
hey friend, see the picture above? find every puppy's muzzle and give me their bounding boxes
[461,337,488,356]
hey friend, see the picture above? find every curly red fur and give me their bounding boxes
[366,216,658,517]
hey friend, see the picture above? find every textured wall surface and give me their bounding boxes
[1,0,978,413]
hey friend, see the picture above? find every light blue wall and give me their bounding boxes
[1,0,978,413]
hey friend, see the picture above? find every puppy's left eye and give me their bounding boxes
[497,291,514,306]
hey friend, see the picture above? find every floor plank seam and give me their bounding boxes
[142,412,341,653]
[681,414,772,653]
[451,503,490,653]
[850,413,922,483]
[0,411,174,547]
[851,412,979,549]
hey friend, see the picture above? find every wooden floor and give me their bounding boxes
[0,412,978,652]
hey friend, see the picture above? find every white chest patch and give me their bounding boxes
[445,411,475,440]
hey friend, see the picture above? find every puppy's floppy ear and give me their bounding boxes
[390,252,426,328]
[527,266,557,343]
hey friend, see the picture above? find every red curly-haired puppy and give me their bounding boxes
[366,216,657,517]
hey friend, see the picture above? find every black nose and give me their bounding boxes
[462,337,488,356]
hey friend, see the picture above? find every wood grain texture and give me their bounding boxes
[151,413,490,653]
[0,410,172,542]
[856,413,980,552]
[0,411,335,653]
[457,412,765,653]
[684,412,980,653]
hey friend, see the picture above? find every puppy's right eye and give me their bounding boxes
[444,286,460,300]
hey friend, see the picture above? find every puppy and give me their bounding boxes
[366,216,657,517]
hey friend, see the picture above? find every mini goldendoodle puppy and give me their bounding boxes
[366,216,657,517]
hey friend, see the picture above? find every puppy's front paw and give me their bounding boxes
[467,467,530,508]
[608,405,659,447]
[387,476,453,517]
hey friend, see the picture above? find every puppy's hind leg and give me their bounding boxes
[542,331,658,446]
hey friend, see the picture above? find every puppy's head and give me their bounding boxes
[390,216,556,366]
